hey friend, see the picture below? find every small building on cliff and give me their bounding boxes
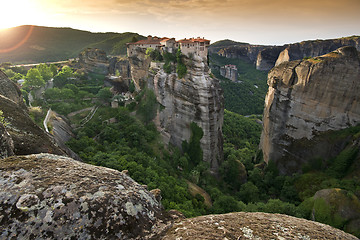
[127,35,210,59]
[220,64,238,81]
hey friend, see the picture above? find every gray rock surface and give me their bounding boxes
[149,54,224,172]
[0,123,14,159]
[0,70,26,109]
[0,72,64,156]
[163,212,358,239]
[260,46,360,174]
[0,153,170,239]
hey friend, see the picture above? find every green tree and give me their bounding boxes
[36,64,53,81]
[182,122,204,166]
[24,68,45,89]
[50,64,58,76]
[0,110,7,126]
[238,182,260,204]
[53,66,74,88]
[97,87,112,102]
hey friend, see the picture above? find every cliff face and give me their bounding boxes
[0,123,14,159]
[260,46,360,174]
[150,55,224,171]
[0,153,170,239]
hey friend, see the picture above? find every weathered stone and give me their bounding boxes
[0,153,170,239]
[149,54,224,172]
[0,70,26,109]
[312,188,360,237]
[260,46,360,174]
[0,123,14,159]
[163,212,358,239]
[0,72,64,156]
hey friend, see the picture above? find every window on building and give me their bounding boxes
[200,47,204,51]
[200,42,205,46]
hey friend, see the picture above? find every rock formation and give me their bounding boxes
[106,57,132,93]
[212,36,360,71]
[78,48,109,74]
[260,46,360,174]
[0,70,26,109]
[162,212,358,239]
[275,36,360,66]
[0,70,64,156]
[312,188,360,236]
[0,153,170,239]
[148,54,224,172]
[0,122,14,159]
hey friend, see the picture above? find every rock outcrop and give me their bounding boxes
[0,71,64,156]
[275,36,360,66]
[0,153,170,239]
[312,188,360,237]
[0,123,14,159]
[78,48,109,74]
[163,212,358,239]
[260,46,360,174]
[0,70,26,109]
[106,57,132,93]
[148,54,224,172]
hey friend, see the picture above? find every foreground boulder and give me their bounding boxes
[312,188,360,237]
[0,154,170,239]
[163,212,358,239]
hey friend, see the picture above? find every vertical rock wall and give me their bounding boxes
[151,55,224,171]
[260,46,360,174]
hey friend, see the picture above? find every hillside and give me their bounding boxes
[0,25,144,64]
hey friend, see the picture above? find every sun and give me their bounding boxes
[0,0,44,30]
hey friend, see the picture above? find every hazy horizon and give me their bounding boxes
[1,0,360,45]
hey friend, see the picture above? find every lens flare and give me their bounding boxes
[0,25,34,53]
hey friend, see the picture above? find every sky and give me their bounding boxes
[1,0,359,45]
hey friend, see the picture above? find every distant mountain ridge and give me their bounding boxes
[0,25,145,64]
[209,36,360,71]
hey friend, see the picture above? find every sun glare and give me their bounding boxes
[0,0,44,30]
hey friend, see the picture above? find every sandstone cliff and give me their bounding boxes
[260,46,360,174]
[147,54,224,172]
[0,153,170,239]
[162,212,358,239]
[106,57,132,93]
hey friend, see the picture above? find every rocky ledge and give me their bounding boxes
[0,153,170,239]
[163,212,358,239]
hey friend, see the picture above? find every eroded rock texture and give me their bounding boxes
[0,153,170,239]
[260,46,360,174]
[0,71,63,156]
[0,123,14,159]
[163,212,358,240]
[149,55,224,172]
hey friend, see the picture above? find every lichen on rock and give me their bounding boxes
[0,153,170,239]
